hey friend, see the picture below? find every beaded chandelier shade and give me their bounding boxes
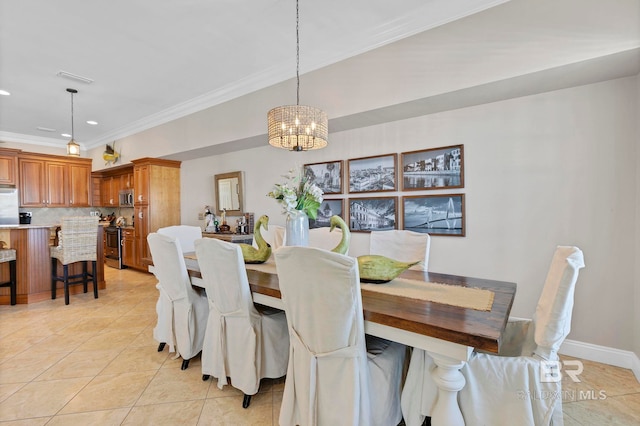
[267,0,328,151]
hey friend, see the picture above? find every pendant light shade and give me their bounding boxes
[66,88,80,156]
[268,0,328,151]
[268,105,327,151]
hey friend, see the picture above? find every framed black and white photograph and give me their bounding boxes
[309,199,344,229]
[401,145,464,191]
[403,194,465,237]
[348,153,397,193]
[348,196,397,232]
[303,160,343,194]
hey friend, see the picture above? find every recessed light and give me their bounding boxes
[86,120,98,125]
[0,90,10,96]
[61,133,71,138]
[36,126,56,132]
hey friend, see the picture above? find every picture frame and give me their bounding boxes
[309,199,345,229]
[303,160,343,194]
[401,144,464,191]
[348,196,397,232]
[348,153,397,193]
[402,194,465,237]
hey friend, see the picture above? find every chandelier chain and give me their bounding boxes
[296,0,300,106]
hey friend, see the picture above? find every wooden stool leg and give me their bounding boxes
[63,264,70,305]
[92,260,98,299]
[51,258,58,300]
[9,259,16,306]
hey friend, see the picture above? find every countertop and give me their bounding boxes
[0,224,57,229]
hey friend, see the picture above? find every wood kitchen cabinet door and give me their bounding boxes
[134,205,149,269]
[101,177,117,207]
[68,163,91,207]
[133,164,149,205]
[0,150,18,185]
[19,158,46,206]
[122,228,136,267]
[45,162,68,207]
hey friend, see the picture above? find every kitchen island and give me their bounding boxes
[0,224,105,305]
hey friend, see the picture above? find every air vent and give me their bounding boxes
[56,70,94,84]
[36,126,56,132]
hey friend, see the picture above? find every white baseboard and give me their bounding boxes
[560,339,640,382]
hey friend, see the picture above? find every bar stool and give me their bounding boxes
[51,216,99,305]
[0,248,17,305]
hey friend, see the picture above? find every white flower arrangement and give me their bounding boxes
[268,168,324,219]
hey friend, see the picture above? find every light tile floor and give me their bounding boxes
[0,267,638,425]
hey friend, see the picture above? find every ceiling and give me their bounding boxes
[0,0,511,151]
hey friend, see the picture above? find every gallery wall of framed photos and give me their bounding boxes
[304,144,466,236]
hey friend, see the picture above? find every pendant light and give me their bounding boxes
[267,0,328,151]
[66,88,80,156]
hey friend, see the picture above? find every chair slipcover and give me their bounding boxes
[195,237,289,394]
[308,227,347,254]
[158,225,203,253]
[401,246,585,426]
[275,246,405,426]
[369,230,430,271]
[252,224,285,251]
[147,233,208,361]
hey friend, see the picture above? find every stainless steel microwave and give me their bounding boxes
[119,189,134,207]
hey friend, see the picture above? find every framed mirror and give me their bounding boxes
[215,171,244,215]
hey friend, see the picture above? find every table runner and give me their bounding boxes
[361,278,494,311]
[199,255,494,311]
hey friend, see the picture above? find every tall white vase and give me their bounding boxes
[285,210,309,246]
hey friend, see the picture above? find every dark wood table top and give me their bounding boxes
[180,259,516,354]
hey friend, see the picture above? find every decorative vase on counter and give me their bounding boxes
[285,209,309,246]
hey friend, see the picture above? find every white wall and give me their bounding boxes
[635,73,640,358]
[180,76,638,352]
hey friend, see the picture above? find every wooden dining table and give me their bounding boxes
[167,253,517,426]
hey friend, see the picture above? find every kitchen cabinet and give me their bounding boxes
[68,163,91,207]
[17,153,92,208]
[93,165,134,207]
[100,176,118,207]
[0,148,19,185]
[122,228,135,267]
[131,158,181,270]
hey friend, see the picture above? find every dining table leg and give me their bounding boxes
[427,351,466,426]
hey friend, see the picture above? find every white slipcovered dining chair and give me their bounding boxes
[275,246,406,426]
[158,225,203,253]
[154,225,203,352]
[308,226,347,254]
[195,237,289,408]
[369,230,430,271]
[147,232,209,370]
[253,224,285,251]
[401,246,585,426]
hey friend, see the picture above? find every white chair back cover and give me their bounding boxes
[195,237,289,394]
[308,227,347,254]
[158,225,203,253]
[147,233,208,359]
[401,245,586,426]
[275,246,371,426]
[533,246,585,359]
[369,230,430,270]
[252,224,285,251]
